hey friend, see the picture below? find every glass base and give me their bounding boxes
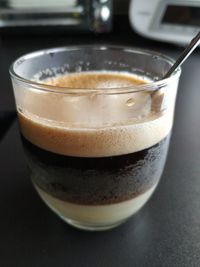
[58,214,127,231]
[34,183,157,231]
[38,191,126,231]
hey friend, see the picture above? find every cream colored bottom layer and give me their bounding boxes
[34,184,157,226]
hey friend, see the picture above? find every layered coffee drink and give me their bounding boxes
[17,71,173,229]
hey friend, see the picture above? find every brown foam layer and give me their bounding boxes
[19,112,172,157]
[18,71,173,157]
[44,71,147,88]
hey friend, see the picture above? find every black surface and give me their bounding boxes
[1,16,200,267]
[0,111,16,141]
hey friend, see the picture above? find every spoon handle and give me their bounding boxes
[163,32,200,79]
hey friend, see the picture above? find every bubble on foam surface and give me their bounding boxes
[57,90,151,126]
[23,71,153,126]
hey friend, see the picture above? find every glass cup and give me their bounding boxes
[10,46,181,231]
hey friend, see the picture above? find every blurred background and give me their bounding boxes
[1,0,200,45]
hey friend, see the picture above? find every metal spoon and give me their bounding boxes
[163,31,200,79]
[150,32,200,112]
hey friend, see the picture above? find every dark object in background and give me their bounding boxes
[0,0,112,34]
[0,111,16,141]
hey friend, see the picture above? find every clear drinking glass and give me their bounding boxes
[10,46,181,231]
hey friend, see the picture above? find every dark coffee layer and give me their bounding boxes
[21,134,170,205]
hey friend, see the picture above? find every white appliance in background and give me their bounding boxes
[129,0,200,45]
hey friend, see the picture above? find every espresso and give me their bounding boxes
[21,135,169,205]
[18,71,173,225]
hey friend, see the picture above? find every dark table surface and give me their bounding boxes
[1,18,200,267]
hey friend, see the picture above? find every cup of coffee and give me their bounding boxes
[10,46,181,231]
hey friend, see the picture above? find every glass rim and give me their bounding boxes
[9,45,181,94]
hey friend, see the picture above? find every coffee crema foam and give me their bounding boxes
[44,71,147,88]
[18,71,173,157]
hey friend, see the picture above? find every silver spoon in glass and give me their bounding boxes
[163,31,200,79]
[149,32,200,112]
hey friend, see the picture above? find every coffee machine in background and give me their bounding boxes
[0,0,112,34]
